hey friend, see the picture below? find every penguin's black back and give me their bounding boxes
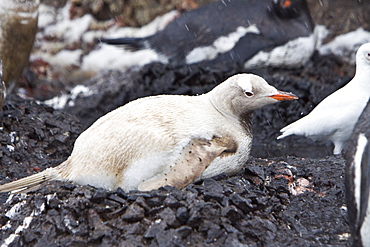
[148,0,314,64]
[101,0,314,68]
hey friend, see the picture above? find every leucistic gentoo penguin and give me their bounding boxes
[0,74,297,193]
[344,100,370,247]
[278,43,370,155]
[99,0,315,69]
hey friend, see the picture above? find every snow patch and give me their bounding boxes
[319,27,370,64]
[2,201,46,247]
[38,49,82,68]
[44,14,93,43]
[43,85,95,109]
[37,4,57,28]
[5,201,27,220]
[81,45,168,72]
[102,10,179,39]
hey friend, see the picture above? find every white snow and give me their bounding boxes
[4,201,27,220]
[43,85,95,109]
[40,49,82,68]
[319,27,370,64]
[44,13,93,43]
[31,5,179,76]
[1,200,46,247]
[37,4,56,28]
[102,10,179,39]
[81,45,168,72]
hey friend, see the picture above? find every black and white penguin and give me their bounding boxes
[344,100,370,247]
[99,0,315,69]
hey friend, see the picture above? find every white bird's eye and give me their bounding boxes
[365,52,370,61]
[245,91,254,97]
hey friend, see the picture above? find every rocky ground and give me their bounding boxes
[0,53,353,246]
[1,0,369,246]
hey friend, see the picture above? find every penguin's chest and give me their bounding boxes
[120,133,252,191]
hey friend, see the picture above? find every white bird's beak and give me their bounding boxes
[269,90,298,101]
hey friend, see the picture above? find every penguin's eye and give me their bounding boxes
[245,91,254,97]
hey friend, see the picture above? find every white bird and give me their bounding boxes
[0,74,297,193]
[278,43,370,155]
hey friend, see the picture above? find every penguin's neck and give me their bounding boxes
[353,64,370,91]
[205,92,239,125]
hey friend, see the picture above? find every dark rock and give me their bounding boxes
[134,196,151,213]
[88,209,112,241]
[46,194,60,209]
[91,188,108,203]
[163,195,182,208]
[230,193,254,213]
[155,228,182,247]
[159,207,180,228]
[107,194,126,205]
[176,225,192,239]
[203,179,223,193]
[222,205,243,222]
[203,191,225,205]
[145,193,167,208]
[245,163,265,180]
[176,206,189,225]
[122,203,145,223]
[124,221,146,236]
[205,223,223,243]
[61,183,76,191]
[144,220,166,239]
[186,206,202,228]
[0,215,9,227]
[115,187,127,199]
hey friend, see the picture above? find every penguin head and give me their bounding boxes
[208,74,298,120]
[272,0,305,19]
[356,43,370,68]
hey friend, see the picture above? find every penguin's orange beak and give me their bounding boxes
[281,0,292,8]
[269,91,298,101]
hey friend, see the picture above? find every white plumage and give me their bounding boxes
[0,73,297,193]
[278,43,370,155]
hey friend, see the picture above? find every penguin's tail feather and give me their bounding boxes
[98,37,148,51]
[277,124,295,140]
[277,131,292,140]
[0,168,60,193]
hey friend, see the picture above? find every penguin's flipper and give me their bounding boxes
[138,136,236,191]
